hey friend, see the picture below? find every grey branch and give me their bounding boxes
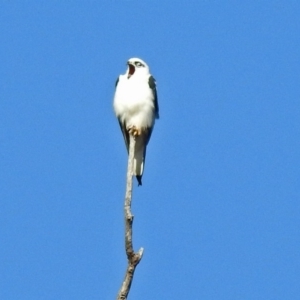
[117,134,144,300]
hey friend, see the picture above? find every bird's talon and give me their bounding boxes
[127,126,142,136]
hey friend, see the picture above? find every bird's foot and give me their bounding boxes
[128,126,142,136]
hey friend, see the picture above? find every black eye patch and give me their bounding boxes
[134,61,144,67]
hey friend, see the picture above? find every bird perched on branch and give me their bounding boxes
[113,57,159,186]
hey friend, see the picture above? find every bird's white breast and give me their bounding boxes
[114,74,155,129]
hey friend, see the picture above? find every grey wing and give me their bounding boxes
[148,76,159,119]
[145,76,159,146]
[144,75,159,147]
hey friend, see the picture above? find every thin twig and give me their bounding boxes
[117,134,144,300]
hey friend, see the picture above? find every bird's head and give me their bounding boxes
[126,58,150,79]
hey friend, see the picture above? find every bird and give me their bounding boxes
[113,57,159,186]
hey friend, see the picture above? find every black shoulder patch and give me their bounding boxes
[148,76,156,89]
[115,77,119,87]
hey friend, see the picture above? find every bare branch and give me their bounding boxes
[117,134,144,300]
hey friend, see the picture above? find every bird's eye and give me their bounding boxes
[134,61,143,67]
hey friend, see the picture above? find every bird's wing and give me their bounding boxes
[148,75,159,119]
[143,75,159,146]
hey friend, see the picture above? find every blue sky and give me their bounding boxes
[1,1,300,299]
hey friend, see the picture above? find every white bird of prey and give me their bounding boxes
[113,57,159,186]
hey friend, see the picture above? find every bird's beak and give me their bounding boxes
[127,63,135,78]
